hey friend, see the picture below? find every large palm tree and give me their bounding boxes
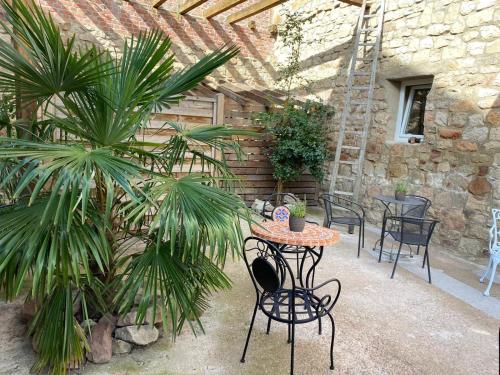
[0,0,251,373]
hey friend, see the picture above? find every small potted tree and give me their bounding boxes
[289,200,306,232]
[395,181,408,201]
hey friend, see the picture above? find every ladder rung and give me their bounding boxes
[363,14,377,18]
[354,72,370,76]
[341,145,360,150]
[350,99,368,105]
[361,28,377,32]
[355,57,372,62]
[344,130,364,135]
[334,191,354,196]
[336,176,355,181]
[352,86,370,90]
[339,160,358,165]
[359,42,376,46]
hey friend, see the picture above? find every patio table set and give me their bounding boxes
[239,192,440,375]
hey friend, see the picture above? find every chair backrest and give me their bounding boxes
[402,195,431,218]
[320,193,363,220]
[490,209,500,256]
[271,205,290,223]
[261,193,297,219]
[399,217,439,246]
[242,237,295,296]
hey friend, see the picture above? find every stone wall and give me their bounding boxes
[271,0,499,257]
[36,0,277,87]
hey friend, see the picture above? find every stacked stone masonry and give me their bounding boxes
[272,0,499,257]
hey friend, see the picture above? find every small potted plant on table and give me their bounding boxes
[289,200,306,232]
[395,181,408,201]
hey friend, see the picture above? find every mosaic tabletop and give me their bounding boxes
[251,221,340,247]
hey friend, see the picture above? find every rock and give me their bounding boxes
[86,319,113,364]
[468,177,492,196]
[112,338,132,355]
[478,166,489,176]
[388,162,408,178]
[251,199,266,213]
[440,209,466,231]
[114,325,159,346]
[439,128,462,139]
[455,140,478,152]
[462,127,488,143]
[117,307,162,327]
[99,313,117,328]
[20,300,37,323]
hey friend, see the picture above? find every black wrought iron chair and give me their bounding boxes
[383,194,432,255]
[321,193,365,257]
[378,216,439,283]
[402,194,431,219]
[240,237,341,375]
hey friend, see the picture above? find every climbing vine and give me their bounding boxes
[256,11,333,193]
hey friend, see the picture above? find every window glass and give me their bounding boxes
[403,87,430,136]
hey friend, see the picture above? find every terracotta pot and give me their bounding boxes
[289,216,305,232]
[395,191,406,201]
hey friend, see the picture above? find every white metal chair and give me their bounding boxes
[480,209,500,296]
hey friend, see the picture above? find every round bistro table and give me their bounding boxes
[250,221,340,288]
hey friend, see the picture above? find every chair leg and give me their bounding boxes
[318,316,322,335]
[422,248,427,268]
[327,313,335,370]
[416,245,420,255]
[362,221,365,248]
[480,257,493,283]
[266,317,272,334]
[290,321,295,375]
[357,225,362,258]
[378,232,386,263]
[240,303,258,363]
[390,242,404,279]
[483,261,498,297]
[424,245,432,284]
[296,251,300,279]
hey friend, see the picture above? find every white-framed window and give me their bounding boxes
[395,78,433,142]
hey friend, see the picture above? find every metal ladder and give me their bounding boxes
[328,0,386,201]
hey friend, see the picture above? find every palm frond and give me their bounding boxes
[115,240,231,336]
[0,197,110,300]
[141,174,249,261]
[155,45,240,108]
[0,138,144,220]
[29,284,88,374]
[0,0,108,105]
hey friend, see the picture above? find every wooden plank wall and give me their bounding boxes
[223,97,319,206]
[48,93,318,205]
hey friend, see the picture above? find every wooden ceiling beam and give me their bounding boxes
[153,0,169,9]
[178,0,210,14]
[340,0,363,5]
[204,0,247,19]
[227,0,288,24]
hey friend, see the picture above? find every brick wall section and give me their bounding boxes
[271,0,500,257]
[37,0,277,86]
